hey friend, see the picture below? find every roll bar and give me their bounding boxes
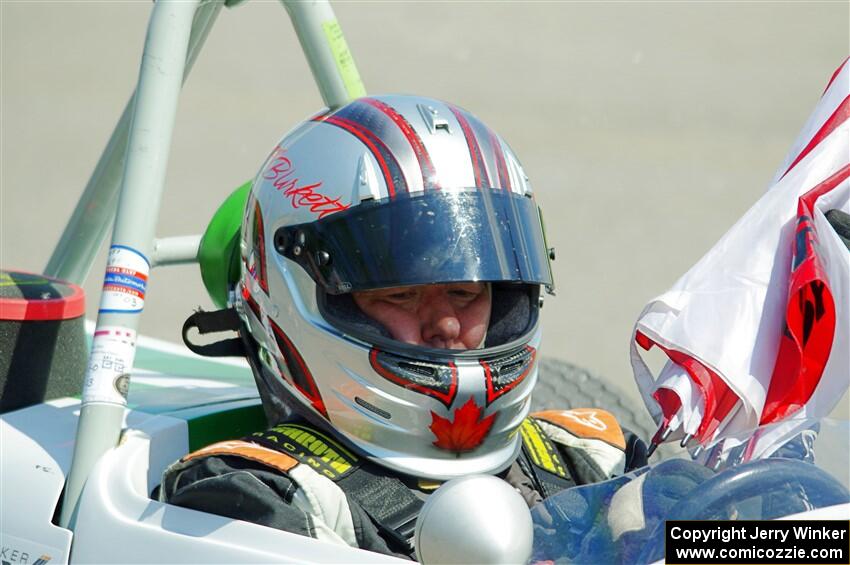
[57,0,365,528]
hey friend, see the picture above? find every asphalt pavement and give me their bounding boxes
[2,1,848,421]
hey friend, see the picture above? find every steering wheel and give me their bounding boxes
[668,457,849,521]
[636,458,849,564]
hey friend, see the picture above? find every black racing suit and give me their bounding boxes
[160,408,647,559]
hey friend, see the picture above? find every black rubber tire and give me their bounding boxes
[531,357,656,441]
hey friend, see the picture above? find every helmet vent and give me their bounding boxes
[497,359,525,378]
[417,103,451,134]
[273,230,287,254]
[394,361,448,389]
[354,396,391,419]
[397,361,437,379]
[370,349,458,408]
[481,346,536,405]
[355,152,382,202]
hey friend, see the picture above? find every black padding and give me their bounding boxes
[320,283,537,348]
[239,325,298,427]
[0,317,85,414]
[320,292,393,340]
[485,284,537,347]
[825,209,850,251]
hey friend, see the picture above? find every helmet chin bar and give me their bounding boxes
[368,344,537,410]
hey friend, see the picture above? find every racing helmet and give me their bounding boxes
[238,95,554,480]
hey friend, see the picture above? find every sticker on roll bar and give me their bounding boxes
[83,326,137,404]
[98,245,150,314]
[321,19,366,99]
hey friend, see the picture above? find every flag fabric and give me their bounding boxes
[631,58,849,453]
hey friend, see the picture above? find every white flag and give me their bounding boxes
[632,58,849,450]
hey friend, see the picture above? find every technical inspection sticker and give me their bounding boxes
[82,326,137,404]
[98,245,149,313]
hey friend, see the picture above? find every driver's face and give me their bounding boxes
[352,283,491,350]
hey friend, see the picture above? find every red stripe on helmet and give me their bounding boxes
[318,114,399,198]
[269,318,328,419]
[361,98,441,190]
[309,108,332,122]
[488,129,512,191]
[253,201,268,293]
[447,105,491,189]
[241,283,262,320]
[781,94,849,180]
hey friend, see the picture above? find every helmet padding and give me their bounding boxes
[484,284,539,348]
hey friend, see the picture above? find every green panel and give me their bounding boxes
[184,400,268,451]
[198,181,251,309]
[134,344,254,384]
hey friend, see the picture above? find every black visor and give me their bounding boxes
[274,189,553,294]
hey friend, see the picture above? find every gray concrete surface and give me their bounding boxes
[2,1,848,422]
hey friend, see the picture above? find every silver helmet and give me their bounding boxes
[238,95,554,480]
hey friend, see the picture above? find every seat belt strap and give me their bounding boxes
[247,422,423,552]
[181,307,245,357]
[338,466,423,552]
[519,417,575,498]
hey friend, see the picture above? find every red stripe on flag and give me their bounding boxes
[801,162,850,211]
[822,57,848,97]
[761,164,849,424]
[635,330,739,444]
[781,95,849,179]
[651,387,682,438]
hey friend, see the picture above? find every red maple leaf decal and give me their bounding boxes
[430,398,496,452]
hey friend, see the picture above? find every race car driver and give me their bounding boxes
[160,95,648,558]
